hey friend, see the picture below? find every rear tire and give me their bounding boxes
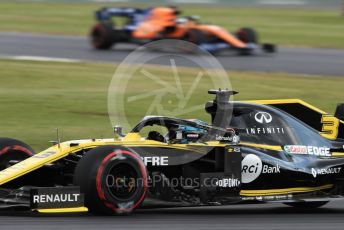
[90,23,116,50]
[284,201,329,209]
[73,146,148,215]
[0,138,34,170]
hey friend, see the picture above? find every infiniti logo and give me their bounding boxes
[254,112,272,124]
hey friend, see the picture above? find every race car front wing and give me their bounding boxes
[0,186,84,211]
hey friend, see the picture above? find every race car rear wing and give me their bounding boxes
[95,7,140,21]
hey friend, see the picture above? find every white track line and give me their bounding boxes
[258,0,307,5]
[0,55,81,63]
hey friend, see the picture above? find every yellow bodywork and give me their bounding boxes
[246,99,328,114]
[0,134,226,186]
[240,184,333,196]
[37,207,88,213]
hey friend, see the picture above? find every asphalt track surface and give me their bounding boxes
[1,201,344,230]
[1,32,344,76]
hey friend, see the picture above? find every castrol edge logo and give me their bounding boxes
[284,145,331,157]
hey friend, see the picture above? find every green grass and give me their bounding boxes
[0,59,343,151]
[1,2,344,48]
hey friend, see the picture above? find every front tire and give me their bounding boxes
[284,201,329,209]
[236,27,258,44]
[73,146,148,215]
[0,138,34,170]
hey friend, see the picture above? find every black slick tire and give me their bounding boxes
[73,146,148,215]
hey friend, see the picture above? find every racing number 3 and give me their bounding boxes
[321,115,340,139]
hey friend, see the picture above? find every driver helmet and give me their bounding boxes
[169,120,208,144]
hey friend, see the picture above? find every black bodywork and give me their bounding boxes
[140,90,344,207]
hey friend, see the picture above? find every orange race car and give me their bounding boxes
[90,6,276,55]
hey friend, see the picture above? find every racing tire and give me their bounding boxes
[236,27,258,44]
[284,201,329,209]
[73,146,148,215]
[183,29,207,45]
[90,23,116,50]
[0,137,34,170]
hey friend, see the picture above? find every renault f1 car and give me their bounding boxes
[90,6,276,55]
[1,89,344,215]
